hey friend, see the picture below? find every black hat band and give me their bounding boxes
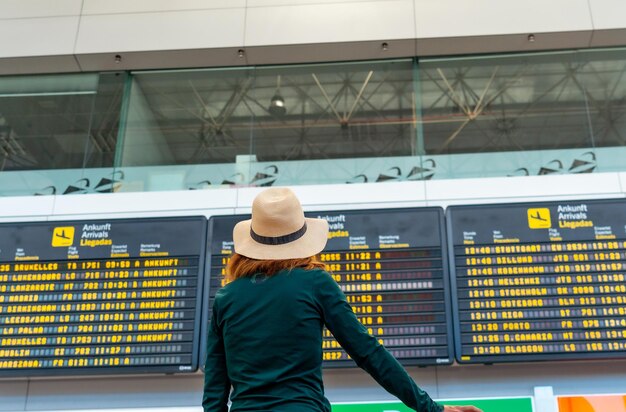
[250,222,308,245]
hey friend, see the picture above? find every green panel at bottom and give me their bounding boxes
[332,397,533,412]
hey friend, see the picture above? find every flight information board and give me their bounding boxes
[205,208,453,367]
[448,200,626,363]
[0,217,206,376]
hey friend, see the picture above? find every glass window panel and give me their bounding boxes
[121,61,419,189]
[85,72,127,168]
[0,73,98,171]
[250,60,416,162]
[577,48,626,150]
[0,73,124,172]
[0,72,125,196]
[417,51,597,178]
[419,52,593,154]
[122,67,255,167]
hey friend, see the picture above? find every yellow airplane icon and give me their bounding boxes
[527,208,551,229]
[52,227,75,247]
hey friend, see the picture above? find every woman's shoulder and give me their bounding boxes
[214,277,241,299]
[291,267,334,283]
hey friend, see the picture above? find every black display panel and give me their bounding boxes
[448,199,626,363]
[204,208,453,368]
[0,217,206,376]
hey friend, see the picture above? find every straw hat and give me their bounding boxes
[233,188,329,260]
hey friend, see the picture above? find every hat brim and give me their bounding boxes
[233,217,329,260]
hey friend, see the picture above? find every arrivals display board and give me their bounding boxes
[205,208,453,367]
[448,200,626,363]
[0,217,206,376]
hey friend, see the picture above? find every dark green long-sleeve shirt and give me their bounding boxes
[203,268,443,412]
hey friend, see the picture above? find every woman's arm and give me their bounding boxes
[315,270,443,412]
[202,304,231,412]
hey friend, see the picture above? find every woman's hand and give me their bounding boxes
[443,406,483,412]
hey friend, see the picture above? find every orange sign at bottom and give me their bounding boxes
[558,395,626,412]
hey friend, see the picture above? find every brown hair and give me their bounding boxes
[225,253,326,283]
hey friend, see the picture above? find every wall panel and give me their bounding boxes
[0,195,55,218]
[589,0,626,30]
[51,190,238,216]
[81,0,244,15]
[414,0,592,38]
[75,9,246,54]
[236,182,427,211]
[0,0,81,19]
[423,174,624,207]
[0,380,28,411]
[244,0,416,46]
[0,17,79,58]
[25,376,203,410]
[248,0,367,5]
[589,0,626,47]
